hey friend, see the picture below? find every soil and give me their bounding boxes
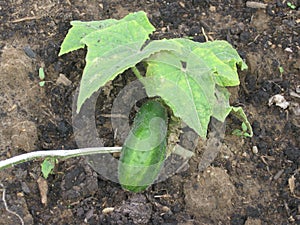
[0,0,299,224]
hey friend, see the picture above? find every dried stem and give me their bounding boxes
[0,183,25,225]
[0,147,122,171]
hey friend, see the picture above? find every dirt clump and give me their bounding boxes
[184,167,236,223]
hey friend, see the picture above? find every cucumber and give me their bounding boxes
[118,100,168,192]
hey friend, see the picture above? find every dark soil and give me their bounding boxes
[0,0,299,224]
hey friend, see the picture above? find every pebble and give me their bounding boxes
[23,46,36,58]
[209,6,216,12]
[296,85,300,94]
[102,207,114,214]
[252,146,258,154]
[246,1,267,9]
[56,73,72,86]
[21,182,31,194]
[285,47,293,53]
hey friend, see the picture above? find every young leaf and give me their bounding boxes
[241,122,248,132]
[232,129,243,136]
[38,68,46,87]
[169,39,247,86]
[39,81,45,87]
[59,19,118,56]
[39,67,45,80]
[144,49,214,137]
[41,158,56,179]
[212,86,232,122]
[76,27,179,112]
[198,41,248,70]
[144,39,246,138]
[231,107,253,137]
[59,11,154,56]
[199,40,248,86]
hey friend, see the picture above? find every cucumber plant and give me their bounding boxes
[58,11,252,192]
[0,11,253,192]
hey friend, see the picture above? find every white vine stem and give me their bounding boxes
[0,147,122,171]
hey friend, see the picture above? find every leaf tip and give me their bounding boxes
[240,61,248,71]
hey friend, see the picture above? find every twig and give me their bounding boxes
[0,147,122,171]
[100,114,128,118]
[11,16,40,23]
[0,184,24,225]
[246,1,267,9]
[201,27,209,42]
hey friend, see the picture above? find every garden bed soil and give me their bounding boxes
[0,0,299,224]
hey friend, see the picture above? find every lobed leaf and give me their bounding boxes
[58,11,251,138]
[76,26,180,112]
[41,158,55,179]
[169,39,247,86]
[144,39,247,137]
[58,11,154,56]
[66,12,157,112]
[231,107,253,137]
[58,19,118,56]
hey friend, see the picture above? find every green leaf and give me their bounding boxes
[232,122,252,138]
[59,11,155,57]
[243,133,252,137]
[231,107,253,137]
[144,51,213,137]
[212,86,232,122]
[144,38,246,137]
[41,158,56,179]
[278,66,284,74]
[39,67,45,80]
[241,122,248,132]
[200,41,248,86]
[70,11,157,112]
[232,129,243,136]
[170,39,247,86]
[76,25,179,112]
[198,41,248,70]
[59,19,118,56]
[287,2,296,9]
[39,81,45,87]
[58,11,251,139]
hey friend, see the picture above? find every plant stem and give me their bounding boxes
[131,66,143,79]
[0,147,122,171]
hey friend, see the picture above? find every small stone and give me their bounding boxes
[209,6,216,12]
[56,73,72,86]
[284,47,293,53]
[102,207,114,214]
[268,94,289,109]
[161,206,170,212]
[179,2,185,8]
[23,46,36,58]
[252,146,258,154]
[37,177,48,205]
[296,85,300,94]
[21,182,31,194]
[245,218,262,225]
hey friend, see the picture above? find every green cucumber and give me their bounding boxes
[118,100,168,192]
